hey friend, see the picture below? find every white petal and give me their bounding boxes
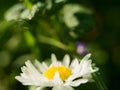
[70,58,79,69]
[73,54,95,77]
[15,76,36,85]
[82,53,91,61]
[52,86,74,90]
[63,54,70,67]
[65,79,88,87]
[63,86,74,90]
[83,74,94,82]
[66,73,78,82]
[15,75,48,86]
[21,61,43,79]
[51,54,58,65]
[51,54,62,66]
[66,72,85,82]
[52,86,62,90]
[15,60,50,86]
[52,72,63,85]
[70,58,82,75]
[25,60,41,75]
[42,62,49,70]
[35,60,48,73]
[36,87,44,90]
[79,59,93,76]
[51,54,57,62]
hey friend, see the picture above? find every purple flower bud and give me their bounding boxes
[76,42,88,56]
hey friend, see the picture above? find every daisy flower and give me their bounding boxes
[15,53,98,90]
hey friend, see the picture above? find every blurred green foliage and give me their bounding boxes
[0,0,120,90]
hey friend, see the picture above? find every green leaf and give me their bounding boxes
[0,20,16,33]
[38,35,73,51]
[24,30,36,47]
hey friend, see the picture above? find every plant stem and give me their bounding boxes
[93,72,107,90]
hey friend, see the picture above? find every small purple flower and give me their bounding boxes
[76,42,88,56]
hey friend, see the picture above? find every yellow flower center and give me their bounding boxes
[44,65,72,80]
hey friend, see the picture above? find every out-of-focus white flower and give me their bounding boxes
[15,53,98,90]
[55,0,66,3]
[46,0,52,10]
[5,3,25,21]
[5,2,43,20]
[21,2,42,20]
[46,0,66,10]
[61,4,93,29]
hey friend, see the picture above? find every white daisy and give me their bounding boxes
[15,53,98,90]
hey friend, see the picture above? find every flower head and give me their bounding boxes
[76,42,88,56]
[15,53,98,90]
